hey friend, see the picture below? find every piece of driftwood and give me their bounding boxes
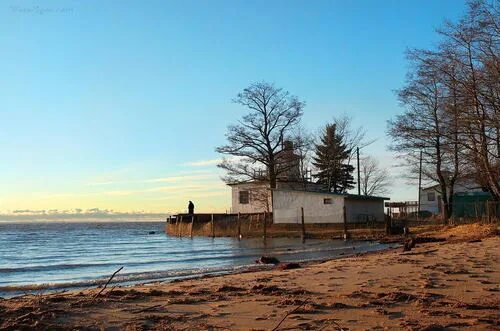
[93,266,123,299]
[400,249,438,256]
[271,298,309,331]
[132,304,164,314]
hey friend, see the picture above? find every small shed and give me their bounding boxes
[272,189,388,224]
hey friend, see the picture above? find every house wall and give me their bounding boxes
[419,180,484,216]
[344,199,385,223]
[419,188,442,215]
[272,190,344,224]
[230,181,325,214]
[231,183,271,214]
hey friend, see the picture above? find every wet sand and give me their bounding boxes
[1,223,498,330]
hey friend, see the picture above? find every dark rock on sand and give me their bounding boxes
[256,256,280,265]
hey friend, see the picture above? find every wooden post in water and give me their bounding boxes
[211,214,215,238]
[190,215,194,238]
[178,216,183,237]
[237,212,241,240]
[301,207,306,243]
[343,205,348,240]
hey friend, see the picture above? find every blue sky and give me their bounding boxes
[0,0,467,215]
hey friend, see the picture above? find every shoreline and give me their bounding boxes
[1,223,498,330]
[0,239,392,299]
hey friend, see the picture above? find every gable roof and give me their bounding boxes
[272,188,389,200]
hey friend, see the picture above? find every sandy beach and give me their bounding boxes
[1,223,498,331]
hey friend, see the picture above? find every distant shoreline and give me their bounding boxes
[0,218,167,223]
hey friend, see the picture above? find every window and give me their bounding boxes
[323,198,332,204]
[239,190,249,204]
[427,192,435,201]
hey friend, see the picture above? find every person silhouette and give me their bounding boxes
[188,201,194,214]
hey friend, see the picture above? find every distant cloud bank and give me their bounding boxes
[0,208,169,221]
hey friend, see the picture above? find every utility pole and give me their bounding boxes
[417,150,423,221]
[357,147,361,195]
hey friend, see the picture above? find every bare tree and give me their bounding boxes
[388,49,462,221]
[389,0,499,224]
[359,156,391,196]
[216,82,305,189]
[436,0,500,199]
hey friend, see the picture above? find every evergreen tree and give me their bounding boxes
[313,124,355,193]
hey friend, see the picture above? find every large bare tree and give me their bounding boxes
[389,0,499,223]
[216,82,305,189]
[388,50,462,221]
[436,0,500,199]
[359,156,392,196]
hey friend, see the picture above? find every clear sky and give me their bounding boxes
[0,0,468,216]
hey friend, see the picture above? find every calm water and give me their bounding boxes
[0,221,388,297]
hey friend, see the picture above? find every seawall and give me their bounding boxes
[165,213,386,239]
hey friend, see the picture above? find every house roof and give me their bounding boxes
[226,180,268,186]
[421,182,485,192]
[227,179,319,186]
[271,188,389,200]
[345,194,390,201]
[421,184,440,191]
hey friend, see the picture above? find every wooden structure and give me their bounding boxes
[385,201,418,219]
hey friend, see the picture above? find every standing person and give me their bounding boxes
[188,201,194,214]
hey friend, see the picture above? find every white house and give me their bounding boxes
[227,139,388,223]
[419,180,484,215]
[229,180,324,214]
[229,182,387,224]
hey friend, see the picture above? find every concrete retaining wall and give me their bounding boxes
[165,213,386,238]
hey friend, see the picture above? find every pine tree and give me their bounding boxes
[313,124,355,193]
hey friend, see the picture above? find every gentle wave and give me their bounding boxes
[0,244,361,274]
[0,264,270,293]
[0,221,390,298]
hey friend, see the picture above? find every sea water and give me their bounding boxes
[0,221,388,297]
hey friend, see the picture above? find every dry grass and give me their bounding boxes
[439,223,498,241]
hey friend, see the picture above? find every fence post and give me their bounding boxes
[301,207,306,243]
[474,202,478,221]
[237,212,241,240]
[190,215,194,238]
[486,201,490,223]
[343,205,348,240]
[385,209,391,235]
[211,214,215,238]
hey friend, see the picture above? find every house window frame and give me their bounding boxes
[323,198,332,205]
[427,192,435,201]
[239,190,249,204]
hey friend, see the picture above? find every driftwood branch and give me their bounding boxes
[93,267,123,299]
[271,298,308,331]
[400,249,438,256]
[132,304,165,314]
